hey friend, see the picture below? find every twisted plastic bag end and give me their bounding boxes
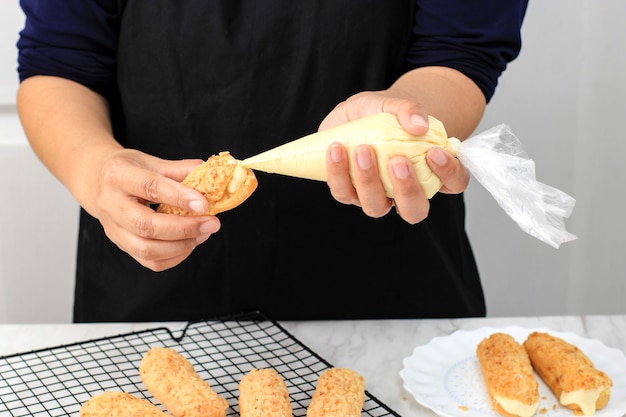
[454,124,577,249]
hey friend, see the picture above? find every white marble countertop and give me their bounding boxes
[1,315,625,417]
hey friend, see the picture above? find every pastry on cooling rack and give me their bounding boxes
[523,332,612,416]
[238,368,292,417]
[80,391,167,417]
[140,347,229,417]
[476,333,539,417]
[306,368,365,417]
[157,151,257,216]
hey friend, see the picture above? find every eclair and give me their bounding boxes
[80,391,167,417]
[523,332,612,416]
[476,333,539,417]
[139,347,229,417]
[157,151,257,216]
[306,368,365,417]
[238,368,292,417]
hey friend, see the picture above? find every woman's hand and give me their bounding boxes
[18,76,221,272]
[89,149,221,271]
[320,89,471,224]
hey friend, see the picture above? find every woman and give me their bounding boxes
[17,1,528,321]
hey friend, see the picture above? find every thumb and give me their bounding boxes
[145,157,209,213]
[392,105,430,136]
[426,147,469,194]
[134,150,205,182]
[158,158,205,182]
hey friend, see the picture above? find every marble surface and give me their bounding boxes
[1,315,625,417]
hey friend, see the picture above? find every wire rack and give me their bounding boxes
[0,312,400,417]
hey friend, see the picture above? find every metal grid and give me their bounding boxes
[0,312,400,417]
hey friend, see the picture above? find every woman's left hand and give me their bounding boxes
[320,90,470,224]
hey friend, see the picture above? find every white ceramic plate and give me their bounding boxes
[400,326,626,417]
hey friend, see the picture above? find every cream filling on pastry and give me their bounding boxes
[561,387,605,416]
[227,163,248,194]
[495,396,538,417]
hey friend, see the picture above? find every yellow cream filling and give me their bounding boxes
[560,387,605,416]
[494,396,538,417]
[227,163,247,194]
[241,113,453,199]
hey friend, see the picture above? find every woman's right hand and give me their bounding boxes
[18,76,220,271]
[88,149,221,271]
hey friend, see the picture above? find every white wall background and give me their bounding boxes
[0,0,624,323]
[0,1,78,323]
[467,0,626,316]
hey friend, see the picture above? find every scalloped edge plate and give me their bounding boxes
[400,326,626,417]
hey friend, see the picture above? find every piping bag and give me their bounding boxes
[241,112,577,248]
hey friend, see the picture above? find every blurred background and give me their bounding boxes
[1,1,624,322]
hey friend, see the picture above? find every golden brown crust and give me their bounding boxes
[139,347,229,417]
[157,151,257,216]
[523,332,612,415]
[476,333,539,417]
[80,391,168,417]
[306,368,365,417]
[238,368,292,417]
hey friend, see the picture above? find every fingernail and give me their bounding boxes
[196,234,211,244]
[410,114,429,128]
[199,221,218,235]
[329,143,343,163]
[355,148,372,169]
[189,199,206,214]
[429,147,448,167]
[391,158,411,179]
[197,221,217,243]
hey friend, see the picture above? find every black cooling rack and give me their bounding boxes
[0,312,400,417]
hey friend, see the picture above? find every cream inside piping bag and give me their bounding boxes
[241,113,455,199]
[241,112,577,248]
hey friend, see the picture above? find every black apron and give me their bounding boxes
[74,0,485,322]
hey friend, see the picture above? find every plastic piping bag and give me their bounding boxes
[242,113,577,248]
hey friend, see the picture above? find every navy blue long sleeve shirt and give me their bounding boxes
[17,0,527,104]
